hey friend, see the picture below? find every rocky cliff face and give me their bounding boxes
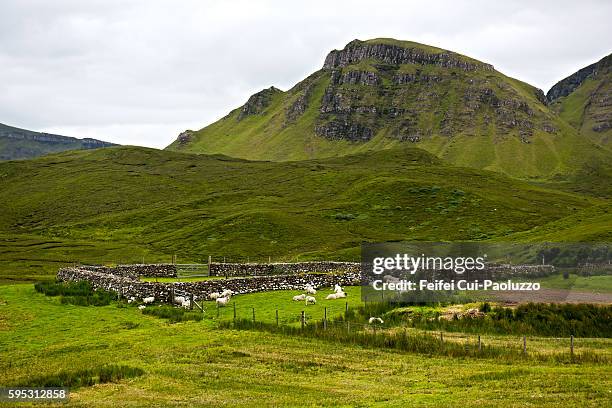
[311,39,549,143]
[323,39,494,72]
[0,122,117,161]
[238,86,282,120]
[547,54,611,102]
[547,53,611,146]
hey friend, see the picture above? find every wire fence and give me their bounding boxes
[201,301,611,363]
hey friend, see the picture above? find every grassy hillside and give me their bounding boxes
[0,122,116,161]
[167,38,608,179]
[547,53,611,149]
[0,145,609,282]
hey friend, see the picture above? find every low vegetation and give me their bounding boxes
[34,280,117,306]
[14,365,144,388]
[141,305,203,323]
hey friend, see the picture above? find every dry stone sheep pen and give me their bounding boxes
[56,263,361,302]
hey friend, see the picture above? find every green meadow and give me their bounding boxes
[1,284,611,407]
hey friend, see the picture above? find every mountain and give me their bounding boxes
[167,38,607,179]
[1,145,609,281]
[547,53,611,148]
[0,122,117,161]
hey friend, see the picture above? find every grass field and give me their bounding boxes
[1,145,610,283]
[1,284,610,407]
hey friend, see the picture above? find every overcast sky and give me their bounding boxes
[1,0,610,148]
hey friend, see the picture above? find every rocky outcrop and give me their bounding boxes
[238,86,282,120]
[547,54,611,102]
[323,40,494,72]
[315,119,374,142]
[176,130,195,146]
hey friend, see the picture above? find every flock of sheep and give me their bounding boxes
[291,283,346,305]
[127,285,384,325]
[208,289,234,307]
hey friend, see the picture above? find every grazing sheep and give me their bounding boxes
[216,296,230,307]
[305,296,316,305]
[174,296,186,305]
[208,292,221,300]
[138,305,146,310]
[181,299,191,309]
[305,284,317,295]
[326,291,346,300]
[221,289,234,298]
[333,284,343,293]
[142,296,155,304]
[368,317,384,324]
[293,294,307,301]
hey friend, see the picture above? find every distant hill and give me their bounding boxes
[547,53,611,148]
[0,122,117,161]
[167,38,607,179]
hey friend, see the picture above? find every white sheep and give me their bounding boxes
[216,296,230,307]
[305,296,316,305]
[174,296,186,305]
[221,289,234,298]
[293,294,307,301]
[208,292,221,300]
[368,317,384,324]
[333,284,343,293]
[142,296,155,304]
[326,293,339,300]
[335,291,347,298]
[181,299,191,309]
[305,284,317,295]
[138,305,146,310]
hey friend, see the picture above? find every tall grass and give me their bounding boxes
[34,280,118,306]
[219,318,608,364]
[410,303,612,337]
[16,365,144,388]
[142,305,203,323]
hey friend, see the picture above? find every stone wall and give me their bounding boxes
[208,261,360,277]
[57,265,360,302]
[82,264,177,279]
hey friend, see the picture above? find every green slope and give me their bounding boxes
[167,38,608,179]
[547,53,611,149]
[0,146,609,281]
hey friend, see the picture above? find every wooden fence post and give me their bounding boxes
[217,304,219,318]
[190,293,194,310]
[324,307,327,330]
[523,336,527,355]
[570,335,574,359]
[233,302,236,322]
[478,335,481,352]
[301,311,305,330]
[252,307,256,323]
[276,309,279,326]
[345,302,348,314]
[440,332,443,343]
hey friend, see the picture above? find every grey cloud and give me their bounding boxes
[0,0,610,147]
